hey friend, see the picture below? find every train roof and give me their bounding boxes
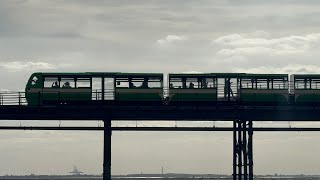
[169,73,216,77]
[241,74,288,78]
[211,73,246,78]
[292,74,320,79]
[115,72,163,77]
[168,73,287,78]
[36,72,163,77]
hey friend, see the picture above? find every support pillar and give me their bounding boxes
[233,120,253,180]
[103,119,112,180]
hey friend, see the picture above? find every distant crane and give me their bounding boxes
[69,165,84,176]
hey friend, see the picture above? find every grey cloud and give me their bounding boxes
[2,0,320,176]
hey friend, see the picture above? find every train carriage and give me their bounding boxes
[239,74,289,104]
[168,73,217,103]
[114,73,164,102]
[25,72,164,105]
[291,74,320,104]
[25,72,117,105]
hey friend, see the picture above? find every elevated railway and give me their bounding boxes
[1,91,320,180]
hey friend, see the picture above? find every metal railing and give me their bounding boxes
[0,90,118,106]
[0,92,27,106]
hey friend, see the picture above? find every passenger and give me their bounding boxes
[52,81,59,88]
[202,80,208,88]
[141,80,148,88]
[189,82,194,88]
[62,82,71,88]
[129,82,136,88]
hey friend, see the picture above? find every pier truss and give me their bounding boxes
[233,120,253,180]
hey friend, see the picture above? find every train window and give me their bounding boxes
[60,78,75,88]
[186,78,198,88]
[294,79,305,89]
[203,78,216,88]
[169,78,183,89]
[115,77,161,88]
[148,77,162,88]
[241,78,254,89]
[131,78,144,88]
[256,79,268,89]
[295,78,320,89]
[311,79,320,89]
[169,77,216,89]
[116,78,129,88]
[77,78,91,88]
[241,77,288,89]
[44,77,59,88]
[272,78,288,89]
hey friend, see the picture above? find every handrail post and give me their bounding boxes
[18,92,21,105]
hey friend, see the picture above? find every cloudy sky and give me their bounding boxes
[1,0,320,176]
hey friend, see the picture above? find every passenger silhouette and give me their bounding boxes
[52,81,59,88]
[62,82,71,88]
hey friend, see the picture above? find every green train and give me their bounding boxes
[25,72,320,105]
[25,72,163,105]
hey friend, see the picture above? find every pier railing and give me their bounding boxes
[0,92,27,106]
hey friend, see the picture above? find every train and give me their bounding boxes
[25,72,320,105]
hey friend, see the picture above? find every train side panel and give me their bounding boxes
[169,89,217,102]
[240,89,288,104]
[115,88,163,101]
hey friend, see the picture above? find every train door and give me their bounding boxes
[229,78,240,101]
[104,77,115,100]
[92,77,102,100]
[217,77,239,101]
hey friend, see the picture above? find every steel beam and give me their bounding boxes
[233,120,253,180]
[0,126,320,131]
[3,105,320,121]
[248,121,253,180]
[103,119,112,180]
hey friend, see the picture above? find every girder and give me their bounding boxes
[1,105,320,121]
